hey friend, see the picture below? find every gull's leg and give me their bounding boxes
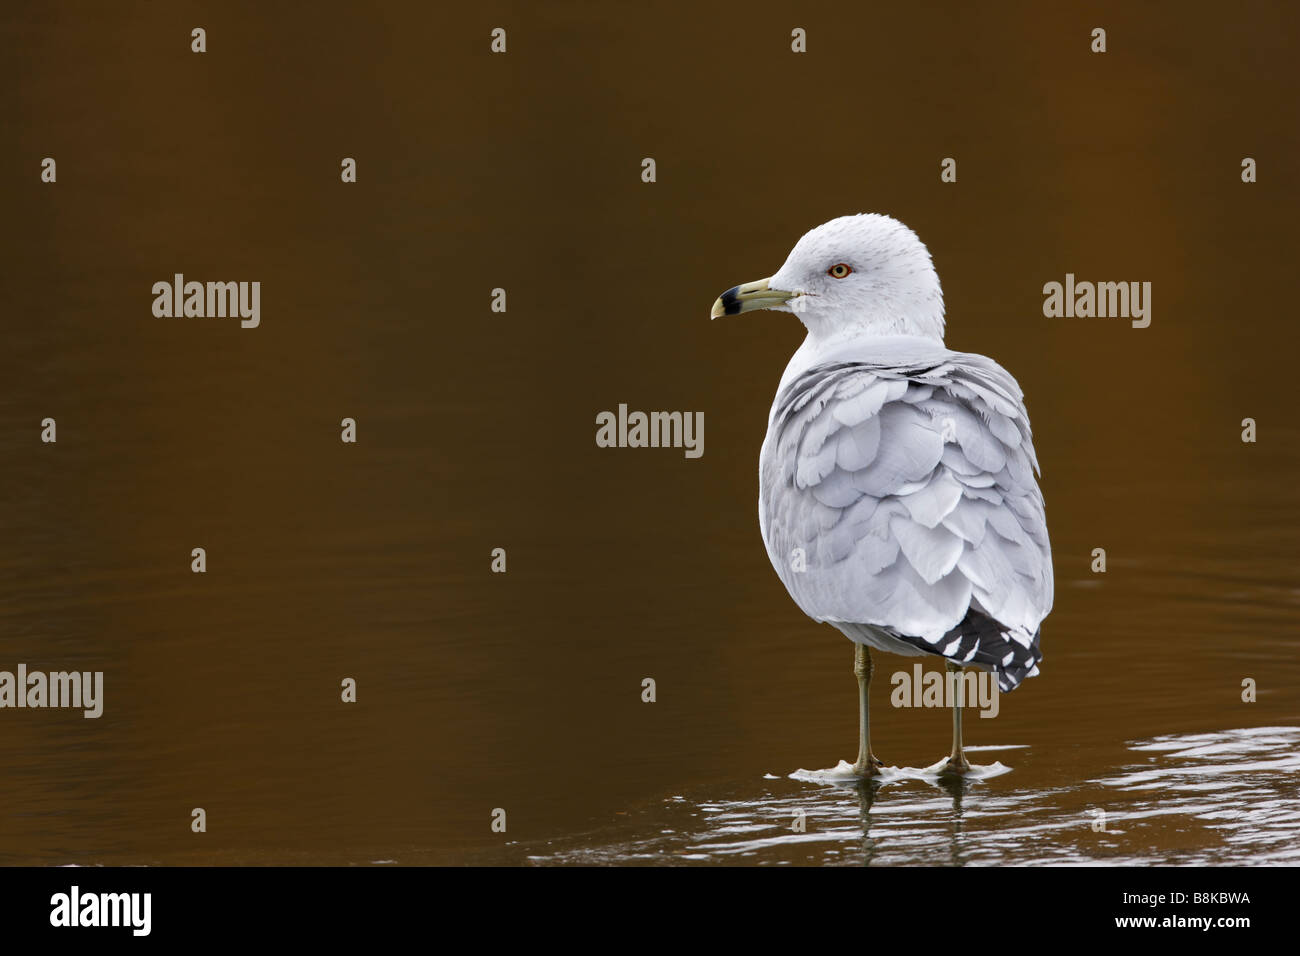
[941,660,972,774]
[851,643,883,776]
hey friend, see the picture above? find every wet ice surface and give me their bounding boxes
[518,727,1300,866]
[789,756,1013,785]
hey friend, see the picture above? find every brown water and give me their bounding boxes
[1,2,1298,866]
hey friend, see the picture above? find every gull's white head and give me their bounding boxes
[710,213,945,343]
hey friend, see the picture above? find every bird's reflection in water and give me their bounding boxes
[852,767,973,866]
[852,777,879,865]
[936,773,970,867]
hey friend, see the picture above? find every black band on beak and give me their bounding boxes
[717,286,745,316]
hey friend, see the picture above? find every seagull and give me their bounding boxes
[710,214,1053,777]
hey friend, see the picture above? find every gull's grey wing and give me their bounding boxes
[759,349,1053,689]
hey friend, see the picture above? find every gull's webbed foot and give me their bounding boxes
[938,753,972,776]
[851,753,885,777]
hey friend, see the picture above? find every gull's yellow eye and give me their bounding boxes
[828,263,852,279]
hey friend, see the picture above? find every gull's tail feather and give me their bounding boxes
[888,606,1043,693]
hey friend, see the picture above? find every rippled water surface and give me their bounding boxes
[512,728,1300,866]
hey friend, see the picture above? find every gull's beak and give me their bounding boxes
[709,278,797,319]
